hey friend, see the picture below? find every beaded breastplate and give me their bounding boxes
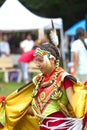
[32,67,66,114]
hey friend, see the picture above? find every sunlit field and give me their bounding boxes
[0,73,25,96]
[0,82,25,96]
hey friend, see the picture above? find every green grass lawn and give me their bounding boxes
[0,72,38,96]
[0,82,25,96]
[0,72,25,96]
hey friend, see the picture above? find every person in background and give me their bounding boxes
[0,34,10,57]
[20,32,34,53]
[71,28,87,83]
[18,46,37,84]
[19,32,35,83]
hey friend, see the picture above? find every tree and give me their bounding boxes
[20,0,87,30]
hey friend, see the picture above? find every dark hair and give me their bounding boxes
[25,32,32,37]
[33,45,38,49]
[75,28,84,39]
[38,43,60,60]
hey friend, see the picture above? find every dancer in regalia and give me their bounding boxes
[0,22,87,130]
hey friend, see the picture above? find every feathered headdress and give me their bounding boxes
[50,20,59,47]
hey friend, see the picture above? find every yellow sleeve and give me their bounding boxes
[2,82,40,130]
[71,81,87,118]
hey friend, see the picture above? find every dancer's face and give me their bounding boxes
[35,55,54,74]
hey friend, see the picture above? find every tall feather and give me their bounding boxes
[50,20,59,46]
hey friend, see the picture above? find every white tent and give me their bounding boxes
[0,0,65,68]
[0,0,63,32]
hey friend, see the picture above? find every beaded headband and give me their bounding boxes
[34,48,51,58]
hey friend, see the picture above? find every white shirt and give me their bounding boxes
[71,38,87,74]
[20,39,34,52]
[0,41,10,57]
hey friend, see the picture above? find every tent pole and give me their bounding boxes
[85,14,87,32]
[60,27,66,69]
[38,29,44,39]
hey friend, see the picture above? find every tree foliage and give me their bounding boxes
[19,0,87,30]
[0,0,5,5]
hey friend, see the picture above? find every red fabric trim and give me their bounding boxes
[64,78,73,89]
[40,111,67,130]
[0,96,6,103]
[60,79,73,90]
[43,69,56,82]
[83,112,87,129]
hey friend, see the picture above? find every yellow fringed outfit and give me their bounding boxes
[1,80,87,130]
[2,82,40,130]
[71,81,87,118]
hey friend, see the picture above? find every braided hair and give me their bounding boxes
[38,43,60,60]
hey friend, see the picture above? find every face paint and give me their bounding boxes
[34,48,56,74]
[43,55,51,66]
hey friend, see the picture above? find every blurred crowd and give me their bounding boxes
[0,31,51,83]
[0,28,87,84]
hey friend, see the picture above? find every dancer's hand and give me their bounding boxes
[27,105,34,116]
[2,100,5,107]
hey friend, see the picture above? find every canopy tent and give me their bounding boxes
[0,0,65,68]
[0,0,63,32]
[65,19,87,36]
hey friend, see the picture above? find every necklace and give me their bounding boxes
[32,60,63,100]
